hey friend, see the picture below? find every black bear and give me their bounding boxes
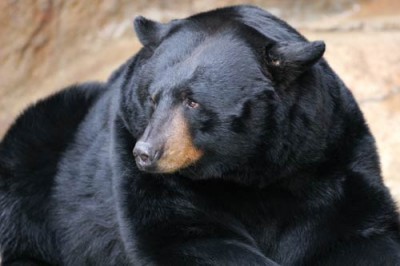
[1,5,400,265]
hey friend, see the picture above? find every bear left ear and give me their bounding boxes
[134,16,169,48]
[265,41,325,85]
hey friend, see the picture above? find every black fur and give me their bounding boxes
[1,5,399,265]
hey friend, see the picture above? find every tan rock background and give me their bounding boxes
[0,0,399,202]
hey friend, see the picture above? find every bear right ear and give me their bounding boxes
[265,41,325,85]
[134,16,169,48]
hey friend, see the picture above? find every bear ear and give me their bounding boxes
[134,16,168,48]
[265,41,325,85]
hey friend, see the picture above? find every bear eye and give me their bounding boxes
[149,96,156,107]
[185,98,199,109]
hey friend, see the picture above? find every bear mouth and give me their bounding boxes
[133,143,203,174]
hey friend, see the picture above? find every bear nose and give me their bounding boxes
[133,141,159,171]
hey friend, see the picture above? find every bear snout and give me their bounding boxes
[133,108,203,174]
[132,141,162,171]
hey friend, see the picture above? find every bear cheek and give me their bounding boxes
[156,109,203,173]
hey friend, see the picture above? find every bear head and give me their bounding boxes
[118,6,326,184]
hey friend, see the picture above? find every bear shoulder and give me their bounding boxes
[0,82,105,181]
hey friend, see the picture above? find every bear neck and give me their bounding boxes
[253,64,382,189]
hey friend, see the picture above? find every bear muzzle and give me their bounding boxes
[132,107,203,173]
[132,141,162,172]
